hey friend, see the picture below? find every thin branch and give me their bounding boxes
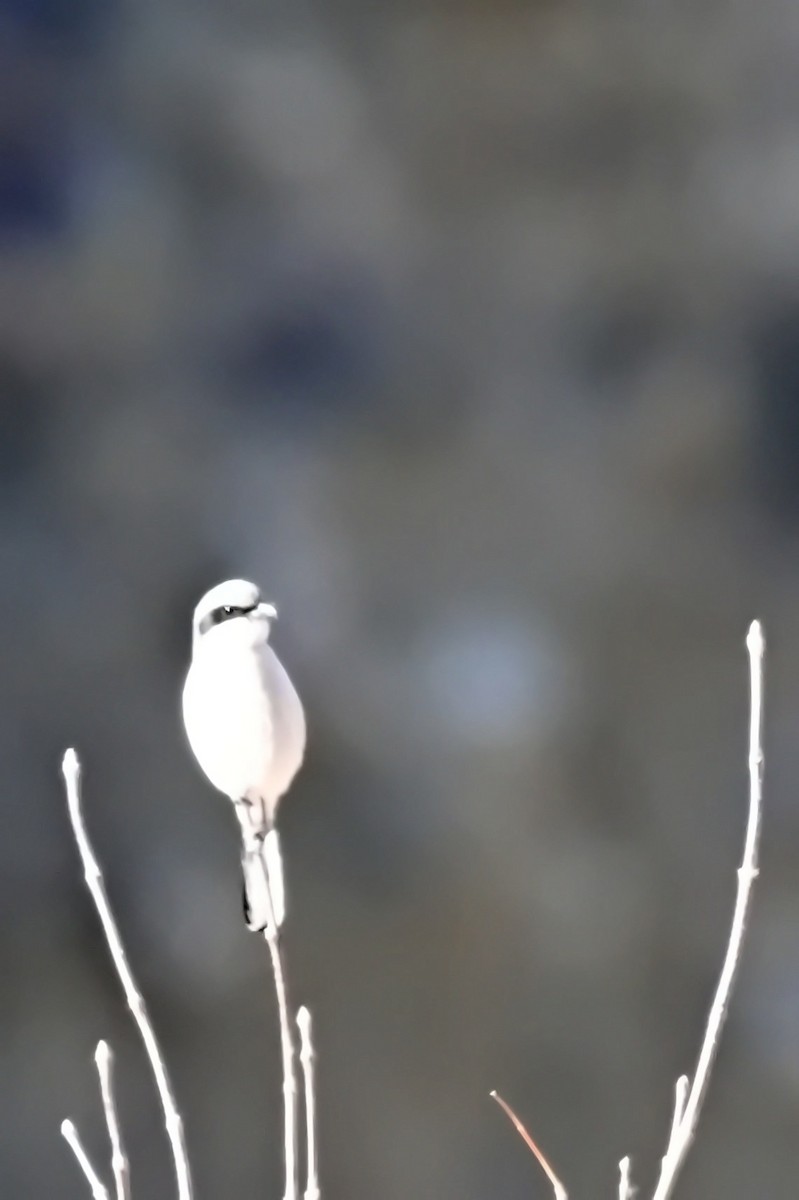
[490,1091,568,1200]
[263,909,299,1200]
[297,1006,320,1200]
[618,1155,633,1200]
[62,750,193,1200]
[61,1119,110,1200]
[95,1041,131,1200]
[236,802,298,1200]
[663,1075,688,1163]
[651,620,765,1200]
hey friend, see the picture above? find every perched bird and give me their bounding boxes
[182,579,307,930]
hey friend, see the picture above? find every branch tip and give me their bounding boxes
[62,746,80,777]
[491,1090,568,1200]
[297,1005,311,1034]
[618,1155,633,1200]
[297,1004,319,1200]
[61,1116,110,1200]
[746,620,764,656]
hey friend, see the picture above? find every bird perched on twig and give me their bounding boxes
[182,579,307,931]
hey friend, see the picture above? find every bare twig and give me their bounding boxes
[618,1155,633,1200]
[62,750,193,1200]
[263,910,299,1200]
[236,802,298,1200]
[61,1119,110,1200]
[650,620,765,1200]
[95,1041,131,1200]
[663,1074,688,1167]
[297,1006,320,1200]
[490,1090,567,1200]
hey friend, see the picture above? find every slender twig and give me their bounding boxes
[236,802,298,1200]
[618,1155,633,1200]
[264,913,298,1200]
[663,1075,688,1165]
[651,620,765,1200]
[490,1091,567,1200]
[95,1041,131,1200]
[62,750,193,1200]
[61,1119,110,1200]
[643,1075,688,1195]
[297,1006,320,1200]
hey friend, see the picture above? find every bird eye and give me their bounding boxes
[197,600,257,637]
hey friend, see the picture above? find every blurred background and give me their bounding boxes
[2,0,799,1196]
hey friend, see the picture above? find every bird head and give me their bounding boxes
[192,579,278,649]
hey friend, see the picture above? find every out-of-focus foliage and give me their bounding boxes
[1,1,799,1197]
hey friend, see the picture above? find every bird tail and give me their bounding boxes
[238,797,286,932]
[241,826,286,932]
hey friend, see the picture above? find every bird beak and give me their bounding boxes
[257,601,278,621]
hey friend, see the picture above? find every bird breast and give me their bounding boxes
[182,629,306,815]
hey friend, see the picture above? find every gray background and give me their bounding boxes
[2,0,799,1197]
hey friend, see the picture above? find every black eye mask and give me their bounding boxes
[198,602,258,637]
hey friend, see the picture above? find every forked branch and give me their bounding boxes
[650,620,765,1200]
[62,750,193,1200]
[493,622,765,1200]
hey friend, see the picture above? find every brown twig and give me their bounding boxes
[490,1090,567,1200]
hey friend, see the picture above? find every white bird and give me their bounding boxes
[182,579,307,930]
